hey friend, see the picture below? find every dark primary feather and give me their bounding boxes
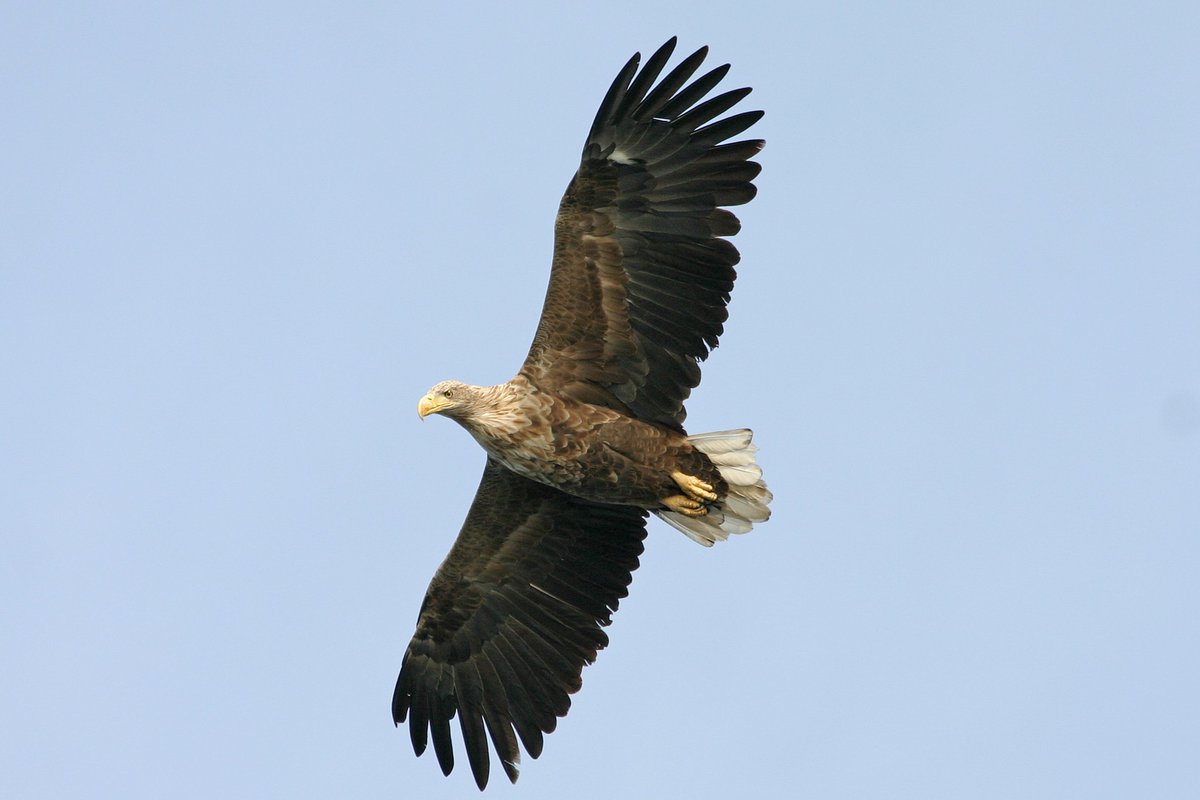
[393,460,647,789]
[521,37,764,428]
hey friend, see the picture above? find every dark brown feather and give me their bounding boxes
[393,460,646,789]
[521,40,764,428]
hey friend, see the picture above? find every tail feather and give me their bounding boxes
[654,428,773,546]
[706,448,757,467]
[710,462,763,484]
[686,429,753,453]
[723,493,769,522]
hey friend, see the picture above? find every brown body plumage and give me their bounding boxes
[395,38,771,790]
[423,376,727,508]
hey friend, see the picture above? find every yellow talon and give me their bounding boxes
[662,494,708,517]
[671,471,718,503]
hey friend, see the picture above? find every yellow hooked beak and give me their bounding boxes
[417,393,449,420]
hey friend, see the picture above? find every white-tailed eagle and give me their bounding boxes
[393,38,770,789]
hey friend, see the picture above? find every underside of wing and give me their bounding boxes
[521,38,764,428]
[393,460,648,789]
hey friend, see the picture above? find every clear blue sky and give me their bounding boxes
[3,2,1198,797]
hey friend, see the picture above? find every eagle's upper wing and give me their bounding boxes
[519,38,764,429]
[392,459,647,790]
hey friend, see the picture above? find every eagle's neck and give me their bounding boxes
[456,379,558,484]
[461,381,534,441]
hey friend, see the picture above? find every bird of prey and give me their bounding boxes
[393,37,770,789]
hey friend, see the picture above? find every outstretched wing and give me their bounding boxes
[520,38,764,429]
[393,460,648,790]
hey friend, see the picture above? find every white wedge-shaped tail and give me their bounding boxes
[654,428,773,546]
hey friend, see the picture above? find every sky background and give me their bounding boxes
[3,2,1198,797]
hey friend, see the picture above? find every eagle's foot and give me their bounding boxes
[662,494,708,517]
[671,471,718,503]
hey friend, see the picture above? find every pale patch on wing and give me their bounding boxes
[608,148,636,165]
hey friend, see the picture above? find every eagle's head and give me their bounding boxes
[417,380,530,440]
[416,380,482,421]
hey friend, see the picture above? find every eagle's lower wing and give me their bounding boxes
[392,459,647,789]
[520,37,763,429]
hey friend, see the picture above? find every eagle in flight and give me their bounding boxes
[393,37,770,789]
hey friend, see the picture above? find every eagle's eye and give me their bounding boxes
[442,389,453,399]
